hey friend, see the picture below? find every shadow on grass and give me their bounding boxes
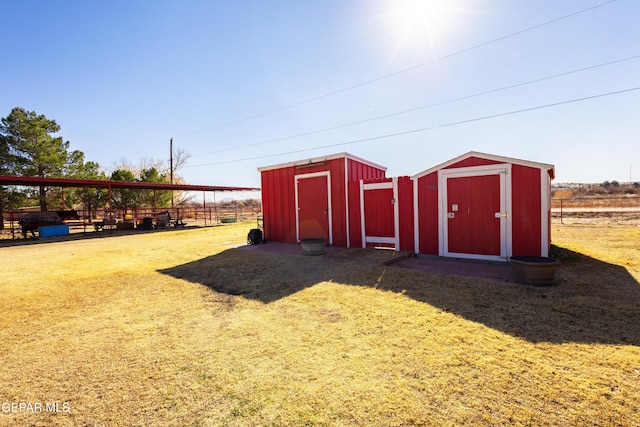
[159,244,640,345]
[0,225,206,247]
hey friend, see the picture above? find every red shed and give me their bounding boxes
[355,176,414,251]
[412,151,555,261]
[259,153,386,246]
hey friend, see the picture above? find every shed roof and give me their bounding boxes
[0,175,259,192]
[411,151,555,180]
[257,152,387,172]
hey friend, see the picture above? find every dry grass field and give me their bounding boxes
[550,195,640,225]
[1,223,639,426]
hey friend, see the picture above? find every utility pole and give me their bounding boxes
[170,138,174,207]
[170,138,174,184]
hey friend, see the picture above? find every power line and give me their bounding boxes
[191,54,640,158]
[174,0,618,139]
[439,86,640,127]
[184,85,640,168]
[130,139,169,157]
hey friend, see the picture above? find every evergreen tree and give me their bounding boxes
[0,107,85,210]
[138,167,172,208]
[69,161,109,216]
[0,134,26,228]
[110,169,138,212]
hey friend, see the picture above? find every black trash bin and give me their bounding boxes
[140,217,154,230]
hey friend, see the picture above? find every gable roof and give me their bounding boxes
[257,152,387,172]
[411,151,555,180]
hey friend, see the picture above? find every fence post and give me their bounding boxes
[560,199,563,224]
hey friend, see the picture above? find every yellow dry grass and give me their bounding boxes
[0,223,639,426]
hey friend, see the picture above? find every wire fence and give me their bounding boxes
[551,197,640,224]
[5,197,638,240]
[0,206,262,240]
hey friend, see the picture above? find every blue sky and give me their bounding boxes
[2,0,639,193]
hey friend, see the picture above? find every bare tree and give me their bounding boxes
[108,146,193,205]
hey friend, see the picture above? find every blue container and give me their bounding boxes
[39,225,70,237]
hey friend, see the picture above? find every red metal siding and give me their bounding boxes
[348,180,362,248]
[261,155,386,247]
[416,172,439,255]
[547,169,552,254]
[445,157,502,169]
[261,166,297,243]
[346,159,386,248]
[397,176,414,252]
[511,165,542,256]
[328,158,347,247]
[347,159,386,181]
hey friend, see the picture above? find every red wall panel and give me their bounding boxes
[397,176,414,252]
[347,159,386,181]
[348,180,362,248]
[261,156,386,247]
[329,158,347,247]
[346,159,386,248]
[445,157,502,169]
[261,166,297,243]
[416,172,439,255]
[511,165,542,256]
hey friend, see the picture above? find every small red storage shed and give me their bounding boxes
[259,151,554,262]
[411,151,555,261]
[259,152,386,247]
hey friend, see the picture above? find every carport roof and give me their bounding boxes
[0,175,260,192]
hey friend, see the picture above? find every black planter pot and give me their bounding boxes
[301,238,325,255]
[510,256,560,286]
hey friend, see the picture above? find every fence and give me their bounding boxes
[0,206,262,239]
[551,197,640,224]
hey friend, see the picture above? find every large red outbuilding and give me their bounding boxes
[259,151,555,261]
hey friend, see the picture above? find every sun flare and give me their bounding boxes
[380,0,465,54]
